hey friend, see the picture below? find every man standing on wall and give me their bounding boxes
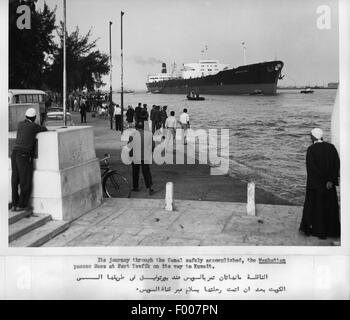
[10,108,48,216]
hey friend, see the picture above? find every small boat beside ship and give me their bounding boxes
[300,88,314,94]
[186,94,205,101]
[249,90,263,95]
[116,89,135,94]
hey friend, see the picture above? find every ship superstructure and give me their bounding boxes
[181,60,229,79]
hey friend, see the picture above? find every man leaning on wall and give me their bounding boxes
[9,108,48,217]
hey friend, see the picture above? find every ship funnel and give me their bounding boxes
[161,63,167,74]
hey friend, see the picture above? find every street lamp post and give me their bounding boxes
[109,21,113,111]
[63,0,67,126]
[120,11,124,133]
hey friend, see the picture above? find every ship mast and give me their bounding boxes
[201,45,208,59]
[241,41,247,65]
[171,62,177,77]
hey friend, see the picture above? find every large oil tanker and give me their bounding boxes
[146,59,284,95]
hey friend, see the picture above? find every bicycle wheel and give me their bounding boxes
[103,171,131,198]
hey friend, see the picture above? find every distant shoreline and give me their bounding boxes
[108,88,338,94]
[277,87,338,90]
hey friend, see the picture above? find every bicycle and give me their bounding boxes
[100,154,131,198]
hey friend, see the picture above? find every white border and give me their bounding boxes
[0,0,9,255]
[0,0,349,257]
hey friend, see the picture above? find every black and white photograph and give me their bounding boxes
[1,0,350,301]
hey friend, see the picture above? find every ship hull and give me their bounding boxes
[147,83,278,95]
[146,60,283,95]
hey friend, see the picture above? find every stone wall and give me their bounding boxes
[9,126,103,221]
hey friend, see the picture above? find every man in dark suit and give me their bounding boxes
[10,108,48,216]
[140,104,149,121]
[299,128,340,239]
[155,105,162,131]
[160,105,168,128]
[80,99,87,123]
[128,121,154,195]
[108,101,114,130]
[150,105,156,133]
[126,105,135,128]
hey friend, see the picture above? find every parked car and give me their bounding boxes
[47,105,63,113]
[44,111,75,127]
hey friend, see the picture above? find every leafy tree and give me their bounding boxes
[9,0,56,89]
[9,0,110,93]
[46,24,110,92]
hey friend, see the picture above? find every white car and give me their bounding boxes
[45,111,75,127]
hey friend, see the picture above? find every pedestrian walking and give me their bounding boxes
[179,108,190,144]
[140,103,149,121]
[108,102,114,130]
[154,106,161,131]
[73,98,78,112]
[42,96,52,125]
[150,105,156,133]
[299,128,340,239]
[114,104,122,131]
[10,108,48,216]
[160,105,168,129]
[79,99,87,123]
[126,105,135,128]
[134,102,142,123]
[165,110,178,141]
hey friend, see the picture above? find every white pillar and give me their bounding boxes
[9,127,103,221]
[247,182,256,216]
[165,182,174,211]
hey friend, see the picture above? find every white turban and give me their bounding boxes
[25,108,36,117]
[311,128,323,140]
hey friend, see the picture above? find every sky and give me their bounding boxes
[40,0,339,90]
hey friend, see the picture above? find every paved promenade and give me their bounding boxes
[43,198,338,246]
[74,113,293,205]
[41,112,339,247]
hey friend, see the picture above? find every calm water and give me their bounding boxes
[113,89,337,205]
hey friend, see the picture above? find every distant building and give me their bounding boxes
[328,82,339,89]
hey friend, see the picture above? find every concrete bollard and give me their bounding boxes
[247,182,256,216]
[165,182,174,211]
